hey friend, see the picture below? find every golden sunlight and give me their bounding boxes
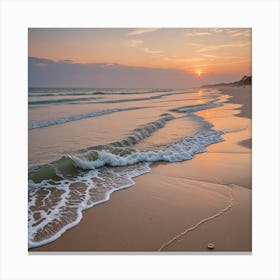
[197,70,202,77]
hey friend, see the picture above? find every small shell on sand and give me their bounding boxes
[207,243,215,250]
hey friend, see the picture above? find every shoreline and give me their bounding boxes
[30,85,252,252]
[220,85,252,149]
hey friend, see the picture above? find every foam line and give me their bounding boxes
[28,163,151,248]
[71,127,223,170]
[28,107,143,130]
[29,90,193,106]
[158,184,234,251]
[28,88,175,97]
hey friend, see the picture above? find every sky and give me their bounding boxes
[28,28,251,88]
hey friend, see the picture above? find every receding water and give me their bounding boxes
[28,87,224,248]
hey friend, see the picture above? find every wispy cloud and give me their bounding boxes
[212,28,224,33]
[129,39,163,56]
[201,54,217,58]
[193,59,250,69]
[231,29,251,37]
[29,56,51,67]
[129,39,144,47]
[184,28,228,37]
[184,31,211,37]
[63,59,74,63]
[185,28,251,38]
[196,42,250,53]
[164,56,205,63]
[127,28,159,36]
[189,43,202,47]
[143,48,163,54]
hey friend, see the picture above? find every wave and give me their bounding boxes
[28,88,175,97]
[29,91,105,97]
[171,99,222,113]
[28,96,101,105]
[29,107,144,130]
[71,125,223,170]
[28,94,224,248]
[28,113,174,182]
[28,99,223,182]
[28,163,151,248]
[28,122,223,248]
[84,92,184,105]
[28,90,190,106]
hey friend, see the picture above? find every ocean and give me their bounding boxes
[28,87,225,248]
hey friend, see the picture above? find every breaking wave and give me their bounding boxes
[29,107,144,130]
[28,90,225,249]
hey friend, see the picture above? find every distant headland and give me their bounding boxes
[202,75,252,88]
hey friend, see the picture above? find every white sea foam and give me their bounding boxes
[171,100,222,114]
[28,163,151,248]
[28,90,193,106]
[28,88,175,97]
[28,88,225,249]
[28,123,223,248]
[28,107,143,130]
[71,127,223,170]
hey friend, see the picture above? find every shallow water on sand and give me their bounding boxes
[28,87,238,248]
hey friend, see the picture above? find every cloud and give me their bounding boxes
[184,28,251,38]
[62,59,74,63]
[129,39,144,47]
[196,42,250,53]
[231,29,251,37]
[127,28,159,36]
[143,48,163,54]
[212,28,224,33]
[29,56,248,88]
[193,59,250,69]
[201,54,217,58]
[184,31,211,37]
[129,39,163,56]
[164,56,205,63]
[28,56,52,67]
[184,28,228,37]
[28,56,201,88]
[189,43,202,47]
[29,57,51,64]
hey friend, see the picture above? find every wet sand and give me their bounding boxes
[222,85,252,119]
[30,85,252,252]
[220,85,252,148]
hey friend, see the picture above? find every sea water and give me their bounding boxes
[28,87,224,248]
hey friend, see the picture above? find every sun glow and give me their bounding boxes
[197,70,202,77]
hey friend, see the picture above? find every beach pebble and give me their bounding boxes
[207,243,215,250]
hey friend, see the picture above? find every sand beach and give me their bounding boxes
[30,85,252,252]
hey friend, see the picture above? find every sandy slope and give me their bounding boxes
[30,85,252,252]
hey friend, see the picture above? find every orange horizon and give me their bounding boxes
[29,28,251,76]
